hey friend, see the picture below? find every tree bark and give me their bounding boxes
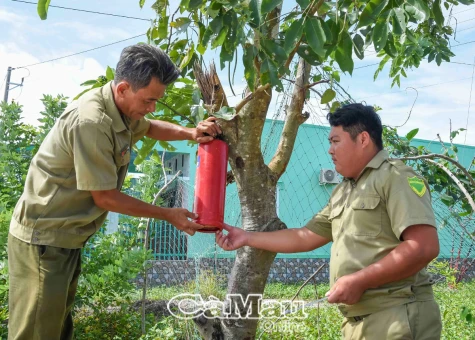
[193,6,315,339]
[269,58,311,179]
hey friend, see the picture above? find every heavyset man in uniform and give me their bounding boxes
[217,104,441,339]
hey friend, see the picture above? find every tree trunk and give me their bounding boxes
[194,57,310,339]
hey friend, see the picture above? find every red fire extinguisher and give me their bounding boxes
[193,139,228,233]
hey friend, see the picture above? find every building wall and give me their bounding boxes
[129,120,475,261]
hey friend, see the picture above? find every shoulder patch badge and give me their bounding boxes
[408,176,426,197]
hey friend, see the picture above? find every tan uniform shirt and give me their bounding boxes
[9,82,150,249]
[306,150,437,317]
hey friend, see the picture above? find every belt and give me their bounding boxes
[347,314,370,322]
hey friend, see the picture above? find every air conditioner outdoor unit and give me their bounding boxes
[319,168,340,184]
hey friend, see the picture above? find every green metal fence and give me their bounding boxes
[148,219,188,260]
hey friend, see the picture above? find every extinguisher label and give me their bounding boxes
[197,155,200,168]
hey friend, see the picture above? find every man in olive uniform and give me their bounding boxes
[216,104,442,339]
[8,44,221,339]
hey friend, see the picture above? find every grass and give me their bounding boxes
[74,277,475,339]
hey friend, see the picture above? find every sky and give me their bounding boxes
[1,0,474,147]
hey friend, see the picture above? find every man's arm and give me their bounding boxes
[90,189,210,235]
[145,117,221,143]
[216,224,331,253]
[326,224,439,304]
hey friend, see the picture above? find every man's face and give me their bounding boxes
[328,126,361,178]
[119,77,166,120]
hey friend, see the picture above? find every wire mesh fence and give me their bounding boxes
[136,82,475,287]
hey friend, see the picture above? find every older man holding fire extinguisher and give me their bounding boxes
[7,44,221,340]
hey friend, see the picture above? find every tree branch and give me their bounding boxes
[283,0,324,70]
[396,154,475,188]
[306,79,330,89]
[156,100,196,126]
[282,77,330,111]
[268,58,311,180]
[235,84,270,113]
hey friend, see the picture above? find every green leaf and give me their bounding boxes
[213,106,236,121]
[321,20,333,44]
[358,0,389,28]
[436,53,442,66]
[192,89,201,105]
[261,39,288,64]
[139,0,146,8]
[170,17,192,30]
[159,140,177,152]
[364,27,373,48]
[223,11,239,50]
[331,71,340,82]
[405,128,419,141]
[353,34,364,60]
[243,45,257,91]
[249,0,261,28]
[207,1,221,18]
[432,0,444,27]
[191,105,205,123]
[383,33,397,58]
[198,27,213,54]
[105,66,115,81]
[220,44,234,69]
[317,2,333,15]
[296,0,311,9]
[373,19,389,52]
[284,18,304,54]
[321,89,336,104]
[405,0,430,21]
[391,8,406,35]
[211,27,229,49]
[305,17,326,58]
[37,0,51,20]
[210,15,224,34]
[261,0,283,15]
[80,80,98,86]
[135,138,157,165]
[335,32,354,74]
[297,44,323,66]
[152,0,167,13]
[189,0,205,10]
[260,58,282,91]
[179,44,195,69]
[390,74,400,87]
[440,193,454,206]
[330,101,341,113]
[157,16,169,39]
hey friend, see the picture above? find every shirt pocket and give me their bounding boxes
[113,148,130,168]
[349,195,382,237]
[329,204,345,236]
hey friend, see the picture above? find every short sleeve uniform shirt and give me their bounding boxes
[305,150,437,317]
[9,82,150,249]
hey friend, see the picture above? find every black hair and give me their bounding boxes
[326,103,383,150]
[115,44,180,90]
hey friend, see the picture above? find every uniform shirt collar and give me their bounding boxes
[364,149,389,170]
[103,81,129,132]
[344,150,389,183]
